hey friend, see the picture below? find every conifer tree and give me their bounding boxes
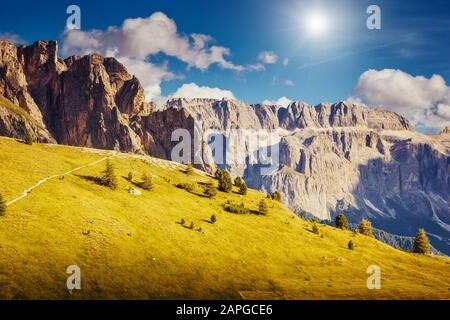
[413,228,431,254]
[258,199,268,215]
[348,240,354,250]
[234,176,243,188]
[312,222,320,235]
[271,191,282,202]
[335,214,349,230]
[204,183,218,198]
[218,170,232,193]
[140,173,153,191]
[101,160,118,190]
[357,219,373,237]
[239,182,248,195]
[0,193,7,216]
[24,132,34,145]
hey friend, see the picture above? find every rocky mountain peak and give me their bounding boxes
[440,126,450,135]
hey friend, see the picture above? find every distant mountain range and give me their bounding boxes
[1,39,449,254]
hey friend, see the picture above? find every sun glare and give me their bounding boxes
[304,11,329,37]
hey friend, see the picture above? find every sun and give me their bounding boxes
[304,11,329,37]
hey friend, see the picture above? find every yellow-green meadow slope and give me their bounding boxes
[0,137,449,300]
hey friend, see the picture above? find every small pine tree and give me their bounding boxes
[204,183,218,199]
[185,164,194,175]
[218,170,233,193]
[140,174,153,191]
[127,172,133,181]
[101,160,118,190]
[0,193,7,216]
[348,240,354,250]
[312,222,320,235]
[239,182,248,195]
[358,219,373,237]
[258,199,268,215]
[234,176,243,187]
[211,214,217,224]
[335,214,349,230]
[214,169,223,180]
[271,191,282,202]
[413,228,431,254]
[24,132,34,145]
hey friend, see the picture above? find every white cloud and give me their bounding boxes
[349,69,450,132]
[117,56,177,101]
[283,58,289,66]
[62,12,245,101]
[257,51,278,64]
[0,32,25,45]
[63,12,243,71]
[247,63,265,71]
[285,79,295,87]
[262,96,293,108]
[170,83,235,100]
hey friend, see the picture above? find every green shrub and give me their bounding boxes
[204,183,218,198]
[234,176,243,187]
[176,183,195,193]
[211,214,217,224]
[335,214,349,230]
[312,223,320,235]
[348,240,354,250]
[239,182,248,195]
[100,160,118,190]
[180,218,185,225]
[24,132,34,145]
[189,222,195,229]
[271,191,282,202]
[127,172,133,181]
[0,193,6,216]
[358,219,373,237]
[216,169,233,193]
[258,199,268,215]
[185,164,194,175]
[225,202,249,214]
[413,229,431,254]
[140,174,153,191]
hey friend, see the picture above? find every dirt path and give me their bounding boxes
[6,155,115,206]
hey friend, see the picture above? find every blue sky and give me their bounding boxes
[1,0,449,131]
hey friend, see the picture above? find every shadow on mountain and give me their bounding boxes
[343,141,450,255]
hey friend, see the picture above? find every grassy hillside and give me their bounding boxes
[0,137,449,300]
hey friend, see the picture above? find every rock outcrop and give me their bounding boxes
[0,40,148,151]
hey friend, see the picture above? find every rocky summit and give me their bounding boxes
[1,40,449,254]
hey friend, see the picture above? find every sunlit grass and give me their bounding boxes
[0,137,449,299]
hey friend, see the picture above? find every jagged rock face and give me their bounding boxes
[0,41,48,129]
[0,40,148,151]
[0,96,55,142]
[49,54,143,151]
[278,101,413,131]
